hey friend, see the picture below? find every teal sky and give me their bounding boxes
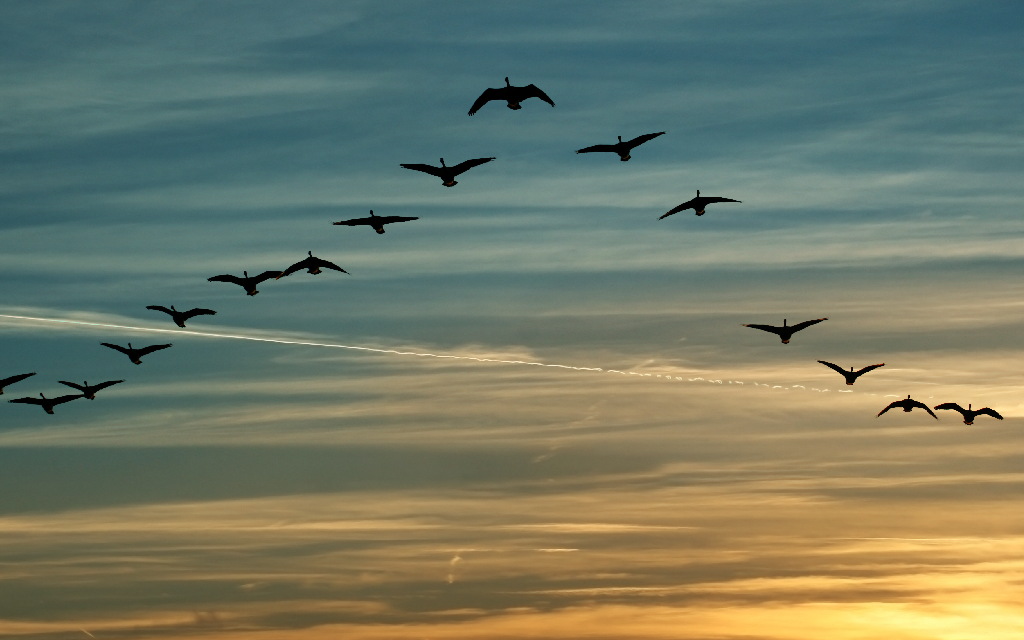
[2,2,1024,638]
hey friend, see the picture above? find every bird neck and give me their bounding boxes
[504,77,510,87]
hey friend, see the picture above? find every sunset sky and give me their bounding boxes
[2,1,1024,638]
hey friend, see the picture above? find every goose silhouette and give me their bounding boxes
[8,392,83,414]
[146,305,216,328]
[818,361,885,385]
[468,77,555,115]
[58,379,124,400]
[933,402,1003,425]
[101,342,172,365]
[0,372,35,395]
[276,251,349,279]
[333,210,419,234]
[576,132,665,161]
[877,395,938,419]
[208,270,283,296]
[660,190,741,218]
[743,318,828,344]
[400,157,495,187]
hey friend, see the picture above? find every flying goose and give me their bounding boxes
[743,318,828,344]
[878,395,938,419]
[208,270,283,296]
[468,77,555,115]
[576,132,666,161]
[8,392,83,415]
[101,342,172,365]
[276,251,349,279]
[818,361,885,385]
[933,402,1003,425]
[333,210,419,234]
[0,372,35,395]
[660,190,741,219]
[58,379,124,400]
[146,305,216,328]
[400,157,495,187]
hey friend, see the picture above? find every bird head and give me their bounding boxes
[370,210,376,217]
[440,158,446,167]
[308,251,313,257]
[697,190,700,196]
[171,305,177,311]
[783,319,787,327]
[39,393,46,399]
[128,343,133,349]
[617,136,622,142]
[504,77,510,87]
[243,271,248,277]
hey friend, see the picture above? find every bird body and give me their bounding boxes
[576,132,665,161]
[743,318,828,344]
[818,361,885,385]
[101,342,172,365]
[934,402,1003,425]
[878,395,938,419]
[146,305,216,328]
[333,210,419,234]
[0,372,36,395]
[208,270,282,296]
[58,379,124,400]
[8,392,83,414]
[468,77,554,115]
[400,157,495,187]
[276,251,349,279]
[660,190,741,218]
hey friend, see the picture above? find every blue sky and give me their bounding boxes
[1,2,1023,638]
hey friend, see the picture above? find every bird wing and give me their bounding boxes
[276,257,313,279]
[575,143,617,154]
[90,380,125,392]
[51,394,84,406]
[934,402,966,414]
[854,363,885,376]
[451,157,496,176]
[207,274,243,285]
[704,197,741,204]
[8,396,44,406]
[101,343,130,355]
[311,258,349,274]
[333,217,371,226]
[58,381,87,392]
[743,323,783,336]
[790,318,828,333]
[817,360,847,375]
[181,308,216,320]
[253,270,283,283]
[909,400,938,419]
[659,199,696,220]
[145,305,173,316]
[137,344,172,356]
[400,163,445,178]
[468,87,504,115]
[379,216,418,224]
[976,407,1003,420]
[523,84,555,106]
[624,131,666,149]
[877,401,899,417]
[1,372,36,389]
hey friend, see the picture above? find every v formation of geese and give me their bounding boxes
[5,76,1004,425]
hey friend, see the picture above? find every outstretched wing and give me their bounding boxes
[0,372,36,391]
[333,217,372,227]
[977,407,1003,420]
[145,305,173,316]
[817,360,847,376]
[51,394,84,406]
[934,402,966,415]
[790,318,828,333]
[312,258,349,274]
[704,197,741,204]
[854,363,885,376]
[877,401,899,417]
[252,270,283,283]
[208,274,243,286]
[909,400,938,419]
[659,199,696,220]
[8,396,43,406]
[523,84,555,107]
[451,157,496,176]
[101,343,130,355]
[181,308,216,321]
[137,344,172,356]
[58,380,87,392]
[90,380,124,392]
[743,323,783,336]
[624,131,665,149]
[576,143,617,154]
[379,216,419,224]
[400,163,445,178]
[276,257,313,279]
[468,87,505,115]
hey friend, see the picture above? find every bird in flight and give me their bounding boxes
[333,210,419,234]
[933,402,1003,425]
[877,395,938,419]
[468,77,555,115]
[818,361,885,385]
[58,379,124,400]
[576,132,666,161]
[276,251,349,279]
[660,190,741,218]
[101,342,172,365]
[743,318,828,344]
[400,157,495,187]
[0,372,36,395]
[146,305,216,328]
[8,392,83,415]
[208,270,283,296]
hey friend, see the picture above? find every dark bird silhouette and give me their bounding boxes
[400,157,495,187]
[660,190,741,218]
[333,210,419,234]
[146,305,216,328]
[58,379,124,400]
[743,318,828,344]
[101,342,172,365]
[818,361,885,385]
[0,372,36,395]
[276,251,349,279]
[8,392,83,414]
[208,270,282,296]
[468,77,555,115]
[576,132,666,161]
[878,395,938,419]
[933,402,1003,425]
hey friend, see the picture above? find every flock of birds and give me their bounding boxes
[3,77,1003,425]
